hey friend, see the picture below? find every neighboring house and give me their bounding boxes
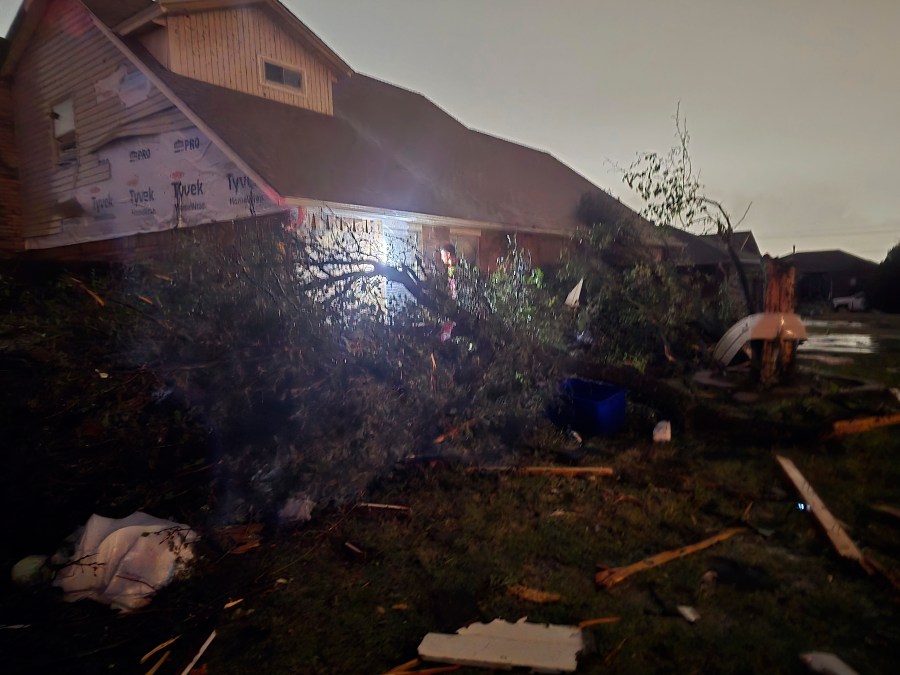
[659,226,764,310]
[782,249,878,304]
[0,0,650,272]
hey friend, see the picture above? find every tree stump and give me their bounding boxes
[758,257,797,385]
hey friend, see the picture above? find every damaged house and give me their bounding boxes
[0,0,651,292]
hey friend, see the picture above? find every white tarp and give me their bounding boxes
[53,512,198,612]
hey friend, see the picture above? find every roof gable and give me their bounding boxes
[86,0,352,78]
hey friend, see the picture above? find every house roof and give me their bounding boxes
[700,230,761,257]
[782,250,878,273]
[332,74,647,233]
[129,44,454,217]
[126,36,648,233]
[83,0,353,77]
[662,227,761,267]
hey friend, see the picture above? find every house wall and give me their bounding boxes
[11,0,174,239]
[167,6,335,115]
[0,77,22,248]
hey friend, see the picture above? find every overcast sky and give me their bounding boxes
[3,0,898,262]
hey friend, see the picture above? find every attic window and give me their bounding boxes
[262,59,304,92]
[52,98,77,166]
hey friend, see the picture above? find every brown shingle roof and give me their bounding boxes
[782,250,878,273]
[333,74,645,233]
[82,0,155,27]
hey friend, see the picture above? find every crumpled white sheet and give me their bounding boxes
[53,512,198,611]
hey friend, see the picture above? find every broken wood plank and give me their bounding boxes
[595,527,747,588]
[578,617,620,628]
[358,503,411,513]
[521,466,614,477]
[871,503,900,521]
[507,584,561,604]
[775,455,863,562]
[179,630,216,675]
[140,635,180,664]
[824,412,900,439]
[418,619,584,673]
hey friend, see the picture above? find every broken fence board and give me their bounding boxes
[418,619,584,673]
[775,455,863,562]
[596,527,746,588]
[825,412,900,439]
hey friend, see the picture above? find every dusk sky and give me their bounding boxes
[3,0,898,262]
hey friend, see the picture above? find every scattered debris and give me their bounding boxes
[775,456,864,563]
[433,418,478,444]
[180,630,216,675]
[67,276,106,307]
[223,599,244,609]
[358,502,412,513]
[10,554,50,586]
[279,494,316,523]
[824,412,900,439]
[577,617,620,628]
[519,466,614,477]
[602,636,629,667]
[676,605,700,623]
[344,541,367,558]
[565,278,584,308]
[418,618,586,673]
[871,503,900,521]
[507,584,562,604]
[596,527,747,588]
[800,651,859,675]
[53,512,198,611]
[652,421,672,442]
[384,657,420,673]
[145,650,171,675]
[713,313,807,366]
[141,636,181,664]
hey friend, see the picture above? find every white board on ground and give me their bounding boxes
[418,618,585,673]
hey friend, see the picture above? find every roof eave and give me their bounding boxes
[114,3,164,36]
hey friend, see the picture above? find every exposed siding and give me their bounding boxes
[0,77,23,247]
[167,7,334,115]
[11,0,176,239]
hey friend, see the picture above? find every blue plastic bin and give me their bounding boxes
[550,378,626,437]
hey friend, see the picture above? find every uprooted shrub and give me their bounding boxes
[559,222,736,372]
[118,220,568,524]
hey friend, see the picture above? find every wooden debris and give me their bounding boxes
[180,630,216,675]
[775,456,864,563]
[603,636,629,667]
[596,527,747,588]
[137,295,155,306]
[384,657,420,673]
[399,667,460,675]
[68,276,106,307]
[230,540,260,555]
[141,635,180,664]
[871,503,900,521]
[677,605,701,623]
[825,412,900,439]
[223,598,244,609]
[800,651,859,675]
[418,619,585,673]
[507,584,562,604]
[145,650,170,675]
[474,465,615,477]
[392,603,410,610]
[344,541,366,558]
[577,617,620,628]
[521,466,614,477]
[433,418,477,444]
[358,503,411,513]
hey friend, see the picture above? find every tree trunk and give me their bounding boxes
[758,258,797,385]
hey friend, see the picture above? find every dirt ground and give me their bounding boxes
[2,284,899,674]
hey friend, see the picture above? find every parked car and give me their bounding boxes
[832,292,867,311]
